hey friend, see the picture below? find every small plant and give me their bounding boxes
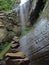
[0,0,20,11]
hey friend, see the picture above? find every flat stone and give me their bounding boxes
[0,22,4,27]
[5,52,26,59]
[5,57,30,65]
[10,41,15,44]
[6,59,19,65]
[0,16,5,19]
[9,49,19,53]
[11,43,20,48]
[11,58,30,65]
[0,13,4,16]
[13,36,19,42]
[11,41,19,44]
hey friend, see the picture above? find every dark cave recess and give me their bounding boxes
[30,0,46,24]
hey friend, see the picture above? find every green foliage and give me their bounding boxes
[0,0,20,11]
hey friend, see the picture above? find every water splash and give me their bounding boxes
[20,0,28,6]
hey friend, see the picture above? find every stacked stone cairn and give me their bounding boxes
[4,36,30,65]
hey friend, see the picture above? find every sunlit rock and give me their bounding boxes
[5,52,26,59]
[13,36,19,43]
[10,41,15,44]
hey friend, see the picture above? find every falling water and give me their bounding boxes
[20,0,29,35]
[13,0,30,35]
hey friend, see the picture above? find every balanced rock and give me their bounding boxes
[5,52,26,59]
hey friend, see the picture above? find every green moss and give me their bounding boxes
[0,0,20,11]
[0,43,11,59]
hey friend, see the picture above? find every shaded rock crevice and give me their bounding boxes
[30,0,46,24]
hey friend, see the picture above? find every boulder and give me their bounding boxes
[13,25,21,36]
[6,23,14,31]
[5,52,26,59]
[6,31,15,42]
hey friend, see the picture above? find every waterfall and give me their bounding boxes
[20,0,29,35]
